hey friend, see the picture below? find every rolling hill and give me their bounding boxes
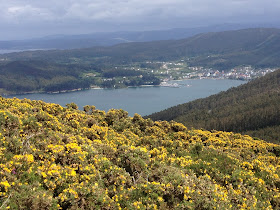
[1,28,280,69]
[0,61,93,94]
[0,60,161,94]
[0,23,261,50]
[147,69,280,144]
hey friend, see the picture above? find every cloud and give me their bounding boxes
[0,0,279,39]
[1,0,279,23]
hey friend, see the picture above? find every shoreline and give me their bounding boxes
[0,88,93,97]
[1,77,248,97]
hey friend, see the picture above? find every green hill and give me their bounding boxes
[0,23,260,50]
[0,61,94,94]
[0,97,279,209]
[1,28,280,69]
[147,69,280,144]
[0,60,161,94]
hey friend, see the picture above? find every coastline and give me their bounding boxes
[0,77,248,97]
[1,88,93,97]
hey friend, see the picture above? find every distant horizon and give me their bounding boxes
[1,22,280,41]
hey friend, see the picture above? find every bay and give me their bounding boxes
[7,79,246,116]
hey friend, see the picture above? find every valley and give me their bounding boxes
[1,0,280,209]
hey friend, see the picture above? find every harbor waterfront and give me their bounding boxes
[6,79,246,116]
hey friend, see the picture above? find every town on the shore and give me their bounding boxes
[141,61,277,81]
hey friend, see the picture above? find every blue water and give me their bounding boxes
[7,79,246,116]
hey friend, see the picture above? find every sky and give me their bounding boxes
[1,0,280,40]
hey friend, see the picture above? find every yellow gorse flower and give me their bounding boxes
[0,97,279,209]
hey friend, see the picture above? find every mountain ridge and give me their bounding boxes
[1,23,271,50]
[1,28,280,70]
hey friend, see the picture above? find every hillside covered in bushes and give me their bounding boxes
[0,97,279,209]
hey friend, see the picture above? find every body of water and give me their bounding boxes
[0,49,49,54]
[7,79,246,116]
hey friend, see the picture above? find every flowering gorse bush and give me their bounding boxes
[0,96,279,209]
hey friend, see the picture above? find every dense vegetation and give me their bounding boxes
[0,97,279,209]
[0,61,159,94]
[0,61,94,94]
[1,28,280,70]
[148,69,280,144]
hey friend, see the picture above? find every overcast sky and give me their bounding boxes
[1,0,280,40]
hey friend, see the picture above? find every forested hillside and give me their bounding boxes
[1,28,280,69]
[0,97,279,209]
[0,60,160,94]
[0,61,94,94]
[148,69,280,143]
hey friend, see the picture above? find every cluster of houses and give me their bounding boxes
[185,66,277,80]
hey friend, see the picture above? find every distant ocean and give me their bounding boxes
[0,49,47,54]
[0,49,23,54]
